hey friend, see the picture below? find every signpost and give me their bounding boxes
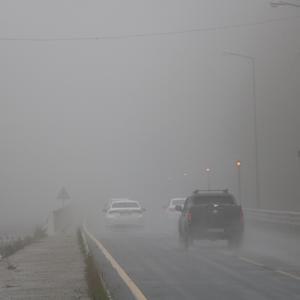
[57,187,70,207]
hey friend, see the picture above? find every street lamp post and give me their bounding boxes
[205,168,211,190]
[224,51,261,209]
[270,0,300,7]
[236,160,242,206]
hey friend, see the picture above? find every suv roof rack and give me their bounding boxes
[193,189,229,194]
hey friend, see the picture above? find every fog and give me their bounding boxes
[1,0,300,232]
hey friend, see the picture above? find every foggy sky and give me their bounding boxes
[1,0,300,230]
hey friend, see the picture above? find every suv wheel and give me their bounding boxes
[228,233,243,249]
[179,232,192,250]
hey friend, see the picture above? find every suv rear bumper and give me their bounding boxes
[189,226,243,240]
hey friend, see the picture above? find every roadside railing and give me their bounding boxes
[244,208,300,231]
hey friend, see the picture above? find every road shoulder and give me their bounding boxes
[0,234,89,299]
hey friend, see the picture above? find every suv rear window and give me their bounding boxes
[192,195,235,205]
[171,199,185,206]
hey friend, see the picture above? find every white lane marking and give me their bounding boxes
[275,270,300,281]
[239,256,264,267]
[83,225,148,300]
[239,256,300,281]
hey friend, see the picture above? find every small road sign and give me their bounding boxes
[57,187,70,207]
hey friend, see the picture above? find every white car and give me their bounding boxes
[165,198,186,213]
[104,199,145,228]
[103,198,125,211]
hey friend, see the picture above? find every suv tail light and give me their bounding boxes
[240,207,244,224]
[187,211,192,222]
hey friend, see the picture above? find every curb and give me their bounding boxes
[80,226,113,300]
[82,224,148,300]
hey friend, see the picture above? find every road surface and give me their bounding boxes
[87,213,300,300]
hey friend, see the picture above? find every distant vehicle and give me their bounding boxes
[177,190,244,249]
[103,198,126,211]
[164,198,186,213]
[103,199,146,228]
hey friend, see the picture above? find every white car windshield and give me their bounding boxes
[112,202,139,208]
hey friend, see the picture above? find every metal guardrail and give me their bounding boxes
[244,208,300,227]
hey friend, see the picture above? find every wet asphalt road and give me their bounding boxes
[88,214,300,300]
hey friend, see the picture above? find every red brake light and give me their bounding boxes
[187,211,192,222]
[240,208,244,223]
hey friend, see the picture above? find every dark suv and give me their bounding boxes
[177,190,244,249]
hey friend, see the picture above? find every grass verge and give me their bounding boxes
[77,229,110,300]
[0,226,46,259]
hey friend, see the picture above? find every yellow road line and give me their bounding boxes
[83,225,148,300]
